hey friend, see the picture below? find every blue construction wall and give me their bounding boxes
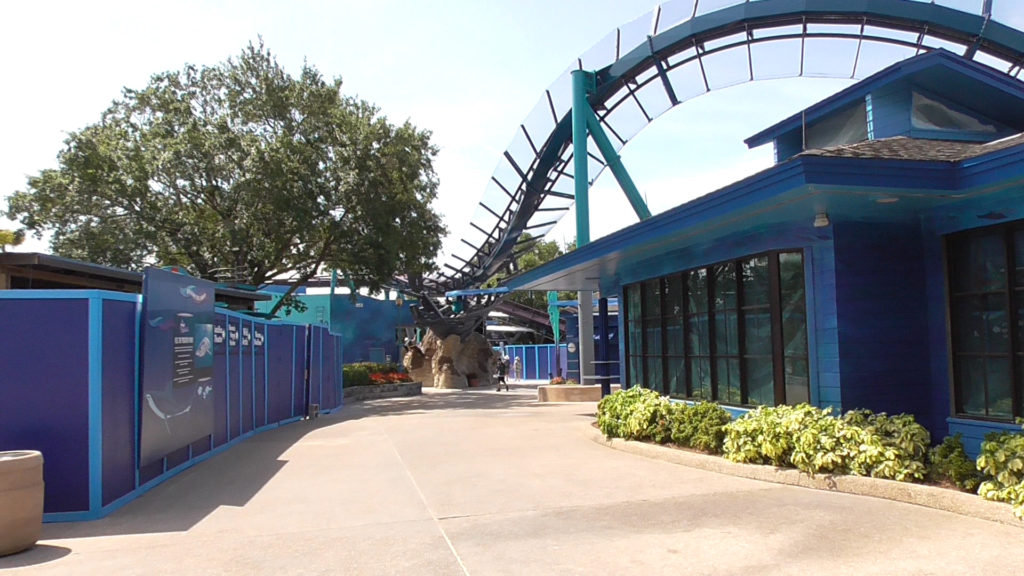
[0,289,343,522]
[504,344,568,380]
[0,295,93,514]
[832,220,939,434]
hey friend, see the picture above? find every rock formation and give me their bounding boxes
[403,329,498,389]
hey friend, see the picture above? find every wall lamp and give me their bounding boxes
[813,212,831,228]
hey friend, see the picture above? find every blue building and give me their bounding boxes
[505,49,1024,453]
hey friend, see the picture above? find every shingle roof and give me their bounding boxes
[798,133,1024,162]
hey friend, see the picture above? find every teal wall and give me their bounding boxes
[257,292,416,365]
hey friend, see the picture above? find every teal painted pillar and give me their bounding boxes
[571,70,596,387]
[571,69,594,247]
[547,290,560,343]
[585,109,651,221]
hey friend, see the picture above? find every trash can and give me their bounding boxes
[0,451,44,556]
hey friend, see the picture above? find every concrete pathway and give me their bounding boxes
[3,383,1023,575]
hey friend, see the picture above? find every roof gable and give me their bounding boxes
[744,49,1024,149]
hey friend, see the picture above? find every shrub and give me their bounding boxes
[550,376,566,385]
[928,434,981,492]
[722,404,930,481]
[597,387,671,441]
[343,365,370,387]
[349,361,400,375]
[976,425,1024,520]
[842,410,930,482]
[668,401,732,454]
[596,388,731,451]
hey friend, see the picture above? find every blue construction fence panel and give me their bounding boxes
[0,289,342,521]
[504,345,568,380]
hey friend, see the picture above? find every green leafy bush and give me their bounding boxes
[669,401,732,454]
[722,404,930,481]
[842,410,930,481]
[928,434,981,492]
[348,362,400,375]
[976,425,1024,520]
[342,365,370,387]
[596,388,731,452]
[597,387,671,441]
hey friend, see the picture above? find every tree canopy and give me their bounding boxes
[0,229,24,252]
[6,41,445,313]
[484,234,575,311]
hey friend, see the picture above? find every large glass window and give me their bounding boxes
[949,225,1023,421]
[623,251,809,406]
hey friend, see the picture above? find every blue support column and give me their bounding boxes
[598,297,610,397]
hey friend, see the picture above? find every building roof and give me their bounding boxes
[0,252,271,305]
[745,49,1024,149]
[799,133,1024,162]
[501,132,1024,294]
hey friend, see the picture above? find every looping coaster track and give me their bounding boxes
[397,0,1024,335]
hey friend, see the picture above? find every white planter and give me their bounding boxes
[0,451,44,557]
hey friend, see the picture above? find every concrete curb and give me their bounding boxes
[586,426,1022,529]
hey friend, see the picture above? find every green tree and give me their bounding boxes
[7,41,445,314]
[0,229,24,252]
[484,233,574,310]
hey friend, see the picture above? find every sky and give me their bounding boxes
[2,0,1020,264]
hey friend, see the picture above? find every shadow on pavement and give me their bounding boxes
[0,545,72,569]
[39,417,335,541]
[35,385,598,541]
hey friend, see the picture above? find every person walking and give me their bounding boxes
[513,356,522,382]
[496,355,509,391]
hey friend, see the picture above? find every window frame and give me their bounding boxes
[623,249,809,407]
[947,224,1024,422]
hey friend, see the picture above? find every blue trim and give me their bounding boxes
[444,287,510,297]
[264,328,270,425]
[225,318,232,441]
[803,247,820,408]
[251,321,257,429]
[238,318,243,436]
[0,289,140,302]
[947,417,1021,432]
[133,298,142,490]
[319,329,324,404]
[87,296,104,514]
[291,326,297,418]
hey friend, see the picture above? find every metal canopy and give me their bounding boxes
[416,0,1024,298]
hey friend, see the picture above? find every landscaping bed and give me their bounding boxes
[344,381,421,401]
[342,362,421,401]
[595,387,1024,525]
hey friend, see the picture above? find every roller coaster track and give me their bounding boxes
[397,0,1024,334]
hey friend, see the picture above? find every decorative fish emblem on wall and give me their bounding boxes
[179,285,208,303]
[147,316,176,330]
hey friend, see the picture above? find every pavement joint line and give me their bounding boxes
[388,434,472,576]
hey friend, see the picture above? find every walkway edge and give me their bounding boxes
[585,426,1022,529]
